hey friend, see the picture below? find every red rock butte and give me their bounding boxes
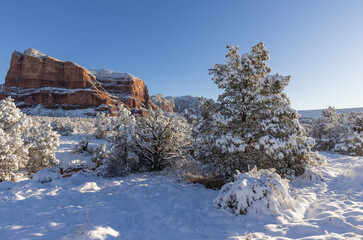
[0,48,154,112]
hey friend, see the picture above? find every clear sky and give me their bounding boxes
[0,0,362,110]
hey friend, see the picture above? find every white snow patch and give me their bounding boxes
[74,182,101,193]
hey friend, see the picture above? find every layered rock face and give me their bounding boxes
[1,49,153,112]
[88,69,153,110]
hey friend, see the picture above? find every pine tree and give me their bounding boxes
[99,105,138,177]
[191,43,316,181]
[26,122,60,173]
[310,106,342,151]
[0,98,60,180]
[0,129,29,181]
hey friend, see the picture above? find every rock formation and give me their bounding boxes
[151,93,200,113]
[150,94,174,112]
[1,49,153,112]
[88,69,153,110]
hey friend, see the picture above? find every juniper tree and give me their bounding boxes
[26,122,60,173]
[191,43,316,181]
[98,105,138,177]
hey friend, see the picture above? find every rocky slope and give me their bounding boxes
[151,93,200,113]
[1,49,153,112]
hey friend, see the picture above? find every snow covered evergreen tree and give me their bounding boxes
[94,112,111,139]
[134,110,191,171]
[190,43,316,181]
[100,105,138,177]
[0,97,60,180]
[26,123,60,173]
[0,129,29,181]
[310,108,363,156]
[310,106,342,151]
[333,112,363,156]
[0,97,32,138]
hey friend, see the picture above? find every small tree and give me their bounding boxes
[0,98,60,180]
[310,106,343,151]
[98,105,138,177]
[310,108,363,156]
[134,110,191,171]
[94,112,111,139]
[333,112,363,156]
[190,43,316,181]
[0,129,29,181]
[26,123,60,173]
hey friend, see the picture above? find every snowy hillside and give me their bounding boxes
[0,134,362,239]
[298,107,363,119]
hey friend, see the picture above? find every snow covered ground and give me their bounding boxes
[0,135,362,239]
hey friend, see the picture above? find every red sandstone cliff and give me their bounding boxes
[88,69,153,110]
[1,49,153,112]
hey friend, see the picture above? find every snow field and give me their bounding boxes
[0,135,362,239]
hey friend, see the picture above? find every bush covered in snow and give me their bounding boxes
[0,97,60,181]
[310,107,363,156]
[134,110,192,172]
[91,144,110,169]
[96,106,192,177]
[214,168,296,215]
[73,138,93,156]
[32,167,62,183]
[187,43,317,183]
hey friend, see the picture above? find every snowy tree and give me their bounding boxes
[190,43,316,181]
[92,144,110,169]
[100,105,138,177]
[310,106,342,151]
[0,98,60,180]
[333,112,363,156]
[0,129,29,181]
[0,97,32,138]
[134,110,191,171]
[94,112,112,139]
[310,108,363,156]
[0,98,31,181]
[26,122,60,173]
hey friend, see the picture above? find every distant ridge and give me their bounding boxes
[298,107,363,119]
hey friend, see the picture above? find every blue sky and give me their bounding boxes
[1,0,362,110]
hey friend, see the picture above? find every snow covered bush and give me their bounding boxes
[26,122,60,173]
[32,167,62,183]
[134,110,191,171]
[73,138,93,155]
[50,117,77,136]
[188,43,317,183]
[214,168,296,215]
[92,144,110,169]
[310,108,363,156]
